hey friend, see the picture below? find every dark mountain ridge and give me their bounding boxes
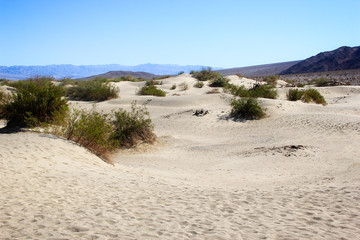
[280,46,360,75]
[77,71,158,81]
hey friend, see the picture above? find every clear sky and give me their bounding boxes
[1,0,359,68]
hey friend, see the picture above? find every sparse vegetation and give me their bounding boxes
[138,84,166,97]
[111,102,156,148]
[55,103,156,162]
[206,89,220,94]
[287,88,326,105]
[301,89,327,105]
[209,75,229,87]
[193,81,204,88]
[192,67,221,82]
[179,82,189,91]
[224,83,278,99]
[66,78,119,101]
[230,98,265,120]
[263,75,279,86]
[312,78,337,87]
[170,84,177,90]
[178,71,184,75]
[1,78,68,127]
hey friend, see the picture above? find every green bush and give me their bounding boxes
[209,75,229,87]
[193,81,204,88]
[225,84,277,99]
[312,78,334,87]
[138,84,166,97]
[263,75,279,86]
[287,88,326,105]
[287,89,304,101]
[170,84,177,90]
[111,103,156,148]
[230,98,265,120]
[66,79,119,101]
[192,67,221,81]
[302,89,327,105]
[1,78,68,127]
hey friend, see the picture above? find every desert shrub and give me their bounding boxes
[146,79,163,86]
[59,78,77,86]
[206,89,220,94]
[138,84,166,97]
[209,75,229,87]
[248,84,278,99]
[178,71,184,75]
[179,82,189,91]
[301,89,327,105]
[236,74,243,78]
[287,89,304,101]
[224,83,277,99]
[1,78,68,127]
[111,102,156,148]
[57,108,113,161]
[312,78,333,87]
[263,75,279,86]
[193,81,204,88]
[152,75,170,80]
[296,83,305,87]
[66,79,119,101]
[170,84,177,90]
[230,98,265,120]
[192,67,221,81]
[287,88,326,105]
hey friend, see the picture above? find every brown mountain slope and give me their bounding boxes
[76,71,159,80]
[280,46,360,75]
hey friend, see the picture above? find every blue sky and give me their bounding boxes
[1,0,359,68]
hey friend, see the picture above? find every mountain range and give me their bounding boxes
[1,46,359,80]
[0,64,209,80]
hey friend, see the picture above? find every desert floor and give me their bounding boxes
[1,74,360,239]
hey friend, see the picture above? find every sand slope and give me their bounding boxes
[1,74,360,239]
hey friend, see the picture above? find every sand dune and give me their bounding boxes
[1,74,360,239]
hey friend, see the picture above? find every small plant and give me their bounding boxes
[209,75,229,87]
[192,67,221,81]
[287,89,304,101]
[301,89,327,105]
[1,78,68,127]
[206,89,220,94]
[263,75,279,86]
[170,84,177,90]
[178,71,184,75]
[287,88,326,105]
[230,98,265,120]
[66,79,119,101]
[193,81,204,88]
[312,78,335,87]
[145,80,163,86]
[111,102,156,148]
[138,84,166,97]
[179,82,189,91]
[224,83,277,99]
[296,83,305,87]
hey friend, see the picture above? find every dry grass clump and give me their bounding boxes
[287,88,327,105]
[262,75,279,86]
[206,89,220,94]
[0,78,68,127]
[193,81,204,88]
[66,78,119,102]
[179,82,189,91]
[230,98,265,120]
[170,84,177,90]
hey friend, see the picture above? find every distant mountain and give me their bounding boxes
[217,61,301,77]
[0,64,210,80]
[77,71,158,81]
[280,46,360,75]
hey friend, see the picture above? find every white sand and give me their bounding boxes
[1,74,360,239]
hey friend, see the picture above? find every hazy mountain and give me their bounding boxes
[280,46,360,75]
[0,64,210,80]
[77,71,158,81]
[217,61,301,77]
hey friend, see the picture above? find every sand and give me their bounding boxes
[1,74,360,239]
